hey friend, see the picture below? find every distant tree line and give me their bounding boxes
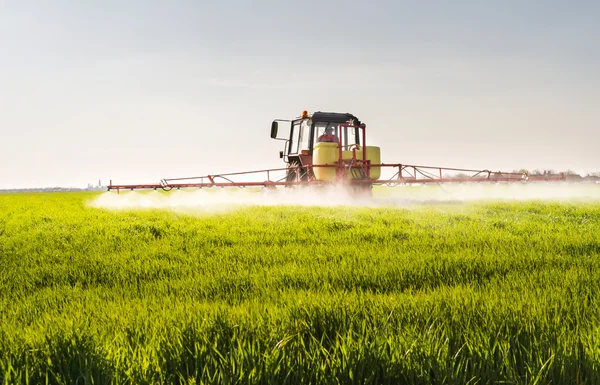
[513,169,600,183]
[449,169,600,183]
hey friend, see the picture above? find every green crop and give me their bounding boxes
[1,191,600,384]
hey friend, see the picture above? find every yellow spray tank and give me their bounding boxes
[313,142,381,181]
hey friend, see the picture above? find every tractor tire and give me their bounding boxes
[286,161,310,187]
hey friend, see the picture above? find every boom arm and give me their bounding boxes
[108,164,565,192]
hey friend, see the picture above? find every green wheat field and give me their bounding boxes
[1,189,600,384]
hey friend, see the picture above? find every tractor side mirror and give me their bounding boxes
[270,121,278,139]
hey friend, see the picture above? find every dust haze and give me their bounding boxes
[90,183,600,213]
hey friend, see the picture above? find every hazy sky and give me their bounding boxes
[1,0,598,188]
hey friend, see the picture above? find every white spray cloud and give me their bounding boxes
[89,186,376,213]
[378,182,600,205]
[89,183,600,213]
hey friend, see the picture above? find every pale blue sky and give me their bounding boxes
[1,1,598,188]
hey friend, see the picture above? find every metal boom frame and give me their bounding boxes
[108,164,564,192]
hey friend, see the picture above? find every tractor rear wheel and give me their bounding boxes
[286,161,310,185]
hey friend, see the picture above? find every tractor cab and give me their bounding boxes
[270,111,363,167]
[270,111,379,184]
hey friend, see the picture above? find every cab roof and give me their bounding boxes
[310,112,362,126]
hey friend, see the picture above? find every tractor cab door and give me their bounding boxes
[284,118,312,169]
[276,118,312,182]
[288,119,311,157]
